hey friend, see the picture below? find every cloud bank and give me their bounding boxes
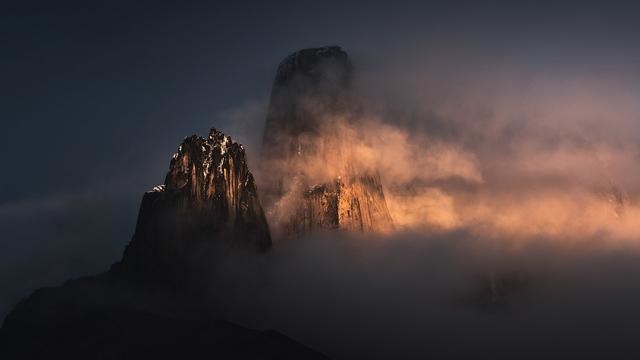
[206,53,640,358]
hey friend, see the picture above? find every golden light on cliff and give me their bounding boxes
[263,114,639,244]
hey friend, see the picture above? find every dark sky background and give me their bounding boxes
[3,0,640,348]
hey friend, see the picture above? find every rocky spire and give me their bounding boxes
[262,46,354,162]
[260,46,394,235]
[114,128,271,289]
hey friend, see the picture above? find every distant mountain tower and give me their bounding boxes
[261,46,394,235]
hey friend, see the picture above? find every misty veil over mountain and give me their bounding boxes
[3,29,640,359]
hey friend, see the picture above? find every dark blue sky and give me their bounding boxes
[2,0,640,319]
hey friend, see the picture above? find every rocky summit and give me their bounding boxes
[113,128,271,291]
[261,46,394,234]
[262,45,354,161]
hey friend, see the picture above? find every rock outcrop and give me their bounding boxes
[287,175,394,234]
[113,128,271,290]
[261,46,394,234]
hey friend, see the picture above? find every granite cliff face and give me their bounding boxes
[287,175,394,234]
[114,128,271,290]
[261,46,394,234]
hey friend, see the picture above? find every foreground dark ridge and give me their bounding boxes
[0,295,328,360]
[0,128,327,360]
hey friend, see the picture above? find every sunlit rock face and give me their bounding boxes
[287,175,394,234]
[261,46,394,234]
[114,128,271,290]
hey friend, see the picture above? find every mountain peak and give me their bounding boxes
[275,46,351,85]
[260,46,394,235]
[115,128,271,290]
